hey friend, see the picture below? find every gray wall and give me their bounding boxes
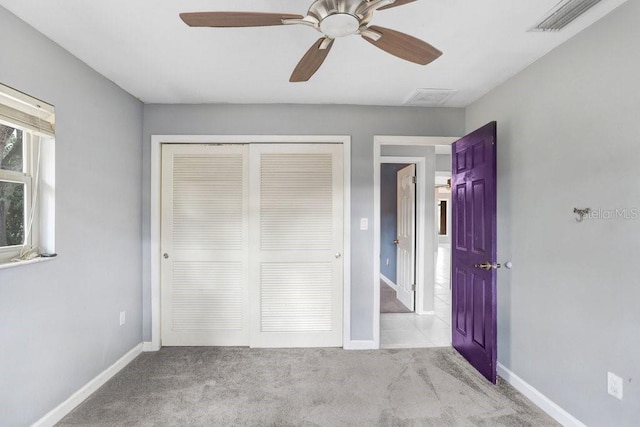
[0,7,143,426]
[380,163,409,283]
[142,105,464,341]
[435,154,452,172]
[466,1,639,425]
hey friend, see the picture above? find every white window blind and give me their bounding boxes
[0,83,54,137]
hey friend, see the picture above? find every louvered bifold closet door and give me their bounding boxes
[161,144,249,346]
[249,144,344,348]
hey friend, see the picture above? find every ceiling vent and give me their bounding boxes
[530,0,602,32]
[405,89,456,107]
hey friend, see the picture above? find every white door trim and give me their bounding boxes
[150,135,351,351]
[373,136,458,349]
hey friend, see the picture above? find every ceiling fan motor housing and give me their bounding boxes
[309,0,374,38]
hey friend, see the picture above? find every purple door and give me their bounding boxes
[451,122,498,383]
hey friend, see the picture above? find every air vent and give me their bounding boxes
[530,0,602,32]
[405,89,456,107]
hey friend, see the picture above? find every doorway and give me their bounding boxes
[373,136,458,349]
[434,169,452,336]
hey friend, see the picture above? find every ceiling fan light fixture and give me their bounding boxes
[319,13,360,38]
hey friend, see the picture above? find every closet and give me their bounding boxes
[160,143,344,347]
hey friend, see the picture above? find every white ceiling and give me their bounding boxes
[0,0,627,107]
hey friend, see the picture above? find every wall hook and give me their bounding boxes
[574,208,591,222]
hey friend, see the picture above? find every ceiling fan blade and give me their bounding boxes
[378,0,418,11]
[362,25,442,65]
[290,38,335,82]
[180,12,304,27]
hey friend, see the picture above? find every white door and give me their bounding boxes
[396,164,416,311]
[161,144,250,346]
[161,143,343,348]
[249,144,344,348]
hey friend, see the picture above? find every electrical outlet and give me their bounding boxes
[119,311,126,326]
[360,218,368,230]
[608,372,623,400]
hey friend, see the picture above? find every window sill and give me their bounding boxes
[0,256,57,271]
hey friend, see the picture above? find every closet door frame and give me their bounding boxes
[150,135,351,351]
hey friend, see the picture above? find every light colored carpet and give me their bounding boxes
[381,281,412,313]
[58,347,558,426]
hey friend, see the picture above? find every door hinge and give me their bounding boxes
[412,283,416,291]
[411,176,417,184]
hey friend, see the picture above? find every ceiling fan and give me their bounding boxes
[180,0,442,82]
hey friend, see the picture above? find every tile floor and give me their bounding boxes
[381,244,452,349]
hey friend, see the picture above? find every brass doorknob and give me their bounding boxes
[393,239,400,245]
[475,262,501,271]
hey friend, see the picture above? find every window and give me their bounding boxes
[1,126,29,249]
[0,83,55,265]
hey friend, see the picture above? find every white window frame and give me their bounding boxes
[0,83,55,268]
[0,128,34,262]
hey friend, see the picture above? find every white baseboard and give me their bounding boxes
[142,341,160,352]
[380,274,398,292]
[344,340,376,350]
[497,363,585,427]
[32,343,143,427]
